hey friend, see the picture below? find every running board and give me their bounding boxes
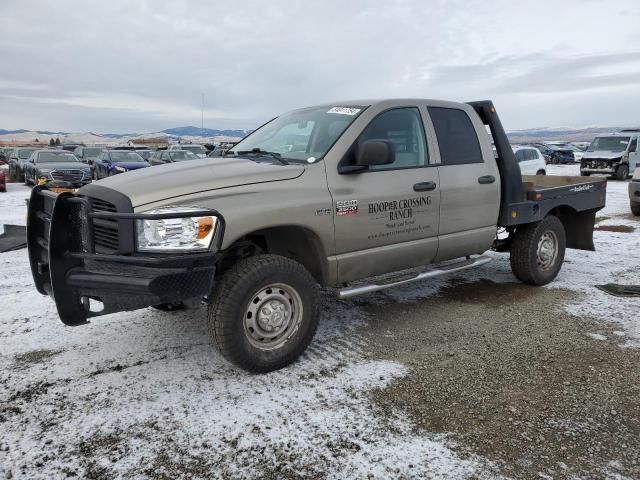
[337,255,492,299]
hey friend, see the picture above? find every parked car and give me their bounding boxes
[7,147,37,182]
[581,134,639,179]
[512,146,546,175]
[149,150,199,166]
[23,149,91,187]
[535,144,574,164]
[0,156,7,192]
[73,146,103,166]
[27,99,606,373]
[61,143,84,152]
[135,150,153,160]
[92,150,150,180]
[563,144,584,163]
[630,168,640,215]
[169,144,207,158]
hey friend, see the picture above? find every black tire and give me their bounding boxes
[616,164,629,181]
[510,215,566,286]
[152,302,185,312]
[24,171,31,185]
[208,254,320,373]
[8,165,16,182]
[17,168,24,183]
[536,170,546,175]
[631,202,640,216]
[580,171,591,176]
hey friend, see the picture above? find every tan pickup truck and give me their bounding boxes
[27,99,606,372]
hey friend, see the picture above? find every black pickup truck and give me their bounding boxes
[27,99,606,372]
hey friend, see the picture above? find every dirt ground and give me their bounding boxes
[363,280,640,479]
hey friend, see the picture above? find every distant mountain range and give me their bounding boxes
[0,126,251,138]
[506,126,628,143]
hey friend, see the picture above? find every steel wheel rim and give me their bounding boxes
[244,283,303,350]
[537,230,558,271]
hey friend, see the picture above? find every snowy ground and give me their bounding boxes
[0,166,638,479]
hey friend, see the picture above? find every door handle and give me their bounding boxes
[413,181,437,192]
[478,175,496,184]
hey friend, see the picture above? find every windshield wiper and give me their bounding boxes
[235,148,289,165]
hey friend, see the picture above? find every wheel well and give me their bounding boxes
[536,169,546,175]
[547,206,597,251]
[218,226,329,284]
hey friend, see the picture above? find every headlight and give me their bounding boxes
[136,208,218,252]
[38,168,53,174]
[115,166,127,173]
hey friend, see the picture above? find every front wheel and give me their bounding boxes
[510,216,566,286]
[616,164,629,181]
[207,254,320,373]
[536,170,546,175]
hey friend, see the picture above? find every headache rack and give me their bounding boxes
[27,186,225,326]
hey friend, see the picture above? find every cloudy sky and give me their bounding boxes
[1,0,639,133]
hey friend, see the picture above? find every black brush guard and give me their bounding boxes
[27,186,225,326]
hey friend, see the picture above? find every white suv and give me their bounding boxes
[513,146,546,175]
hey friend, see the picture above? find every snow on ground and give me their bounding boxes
[0,166,638,478]
[0,186,496,478]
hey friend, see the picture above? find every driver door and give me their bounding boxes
[327,106,440,284]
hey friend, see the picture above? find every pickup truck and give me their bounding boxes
[27,99,607,373]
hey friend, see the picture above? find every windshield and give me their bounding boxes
[84,148,102,157]
[137,151,152,159]
[168,151,198,161]
[110,152,145,162]
[36,152,79,163]
[180,145,206,155]
[18,149,36,159]
[588,136,630,152]
[228,105,365,162]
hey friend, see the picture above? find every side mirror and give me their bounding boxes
[356,140,395,167]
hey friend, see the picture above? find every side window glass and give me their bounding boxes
[357,107,428,171]
[428,107,482,165]
[525,149,536,161]
[514,150,524,162]
[629,137,638,152]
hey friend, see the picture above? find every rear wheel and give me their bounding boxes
[207,254,320,373]
[616,164,629,180]
[631,202,640,216]
[510,216,566,286]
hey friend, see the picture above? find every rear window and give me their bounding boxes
[428,107,482,165]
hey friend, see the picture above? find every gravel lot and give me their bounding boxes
[1,165,638,479]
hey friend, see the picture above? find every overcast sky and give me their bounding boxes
[1,0,639,133]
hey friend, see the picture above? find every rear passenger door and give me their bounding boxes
[426,106,500,262]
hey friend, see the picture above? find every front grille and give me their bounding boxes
[91,198,120,253]
[52,169,84,183]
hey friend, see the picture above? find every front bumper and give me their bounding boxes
[581,167,616,174]
[27,186,224,326]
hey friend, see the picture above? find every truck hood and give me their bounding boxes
[583,151,624,160]
[88,157,305,207]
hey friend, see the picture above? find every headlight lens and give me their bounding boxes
[115,166,127,172]
[136,208,217,252]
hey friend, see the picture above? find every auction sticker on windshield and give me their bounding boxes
[327,107,361,115]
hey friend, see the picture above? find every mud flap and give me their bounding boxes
[559,210,597,251]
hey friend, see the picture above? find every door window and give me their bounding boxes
[357,107,428,171]
[428,107,482,165]
[629,137,638,152]
[514,150,525,162]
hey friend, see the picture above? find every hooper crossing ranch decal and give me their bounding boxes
[368,196,432,221]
